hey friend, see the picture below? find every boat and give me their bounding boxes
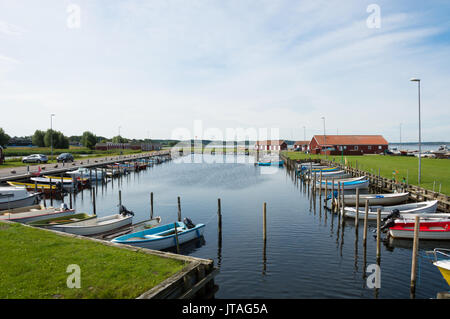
[388,221,450,240]
[344,200,439,220]
[303,170,350,179]
[0,186,41,210]
[111,218,205,250]
[43,209,134,236]
[28,213,97,228]
[6,181,66,199]
[43,175,89,185]
[336,192,410,206]
[0,203,75,223]
[66,167,104,181]
[427,249,450,285]
[257,159,284,166]
[30,177,78,191]
[316,176,369,190]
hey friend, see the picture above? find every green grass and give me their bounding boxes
[283,151,450,195]
[0,222,186,299]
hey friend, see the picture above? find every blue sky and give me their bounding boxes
[1,0,449,142]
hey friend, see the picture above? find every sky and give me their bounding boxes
[1,0,449,143]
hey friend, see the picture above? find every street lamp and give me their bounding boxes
[321,117,326,158]
[410,78,421,184]
[50,114,55,159]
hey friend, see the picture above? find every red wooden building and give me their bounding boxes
[309,135,388,155]
[293,141,310,152]
[254,140,287,151]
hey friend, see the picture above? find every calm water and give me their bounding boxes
[53,154,450,299]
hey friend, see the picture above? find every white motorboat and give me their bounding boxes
[339,192,410,206]
[344,200,439,220]
[66,167,104,181]
[0,186,41,211]
[0,203,75,223]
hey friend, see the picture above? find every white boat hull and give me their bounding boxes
[343,192,410,206]
[389,229,450,240]
[344,200,439,220]
[49,214,133,236]
[0,193,40,210]
[0,208,75,223]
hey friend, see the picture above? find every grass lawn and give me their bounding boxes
[283,151,450,195]
[0,222,187,299]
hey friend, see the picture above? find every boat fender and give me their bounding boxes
[183,217,195,229]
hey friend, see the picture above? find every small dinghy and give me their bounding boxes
[111,218,205,251]
[335,192,410,206]
[388,221,450,240]
[0,186,41,210]
[46,205,134,236]
[344,200,439,220]
[0,203,75,223]
[28,213,97,228]
[316,176,369,190]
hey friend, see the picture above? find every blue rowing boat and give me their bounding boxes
[257,160,284,166]
[111,220,205,250]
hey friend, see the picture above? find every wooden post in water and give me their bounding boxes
[363,199,369,246]
[174,222,180,254]
[69,191,73,209]
[218,198,222,237]
[337,182,341,214]
[92,187,97,215]
[319,171,323,197]
[355,188,360,228]
[177,196,182,222]
[150,192,154,220]
[42,186,46,208]
[376,208,381,260]
[324,179,328,206]
[410,216,420,296]
[263,202,267,242]
[341,182,345,217]
[50,178,53,206]
[331,178,335,210]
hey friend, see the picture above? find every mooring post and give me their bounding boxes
[92,187,97,215]
[319,170,323,197]
[69,191,73,209]
[177,196,182,222]
[50,178,53,206]
[355,188,360,228]
[337,182,341,214]
[42,186,46,208]
[410,216,420,296]
[324,179,328,206]
[263,202,267,242]
[341,182,345,217]
[376,208,381,260]
[331,178,335,209]
[363,199,369,246]
[218,198,222,236]
[150,192,154,220]
[174,222,180,254]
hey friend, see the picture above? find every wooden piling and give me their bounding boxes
[376,208,381,260]
[355,188,360,228]
[363,199,369,246]
[174,222,180,254]
[119,190,122,207]
[331,178,335,209]
[337,182,341,214]
[150,192,154,220]
[341,182,345,217]
[410,216,420,296]
[263,202,267,241]
[92,187,97,215]
[324,179,328,206]
[42,187,46,208]
[217,198,222,236]
[319,171,322,197]
[177,196,182,222]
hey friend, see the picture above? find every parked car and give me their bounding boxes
[22,154,48,163]
[57,153,74,163]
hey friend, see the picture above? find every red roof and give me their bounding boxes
[294,141,310,146]
[255,140,286,146]
[312,135,388,146]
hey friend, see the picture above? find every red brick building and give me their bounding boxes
[309,135,388,155]
[254,140,287,151]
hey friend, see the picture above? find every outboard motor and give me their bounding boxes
[380,209,401,232]
[183,217,196,229]
[119,205,135,216]
[60,203,69,211]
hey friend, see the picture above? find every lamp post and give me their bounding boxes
[321,117,326,158]
[410,78,421,184]
[50,114,55,160]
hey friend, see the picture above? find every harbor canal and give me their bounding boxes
[55,154,450,298]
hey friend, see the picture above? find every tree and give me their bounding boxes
[112,135,128,144]
[44,129,69,149]
[81,131,97,149]
[0,128,10,147]
[32,130,46,147]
